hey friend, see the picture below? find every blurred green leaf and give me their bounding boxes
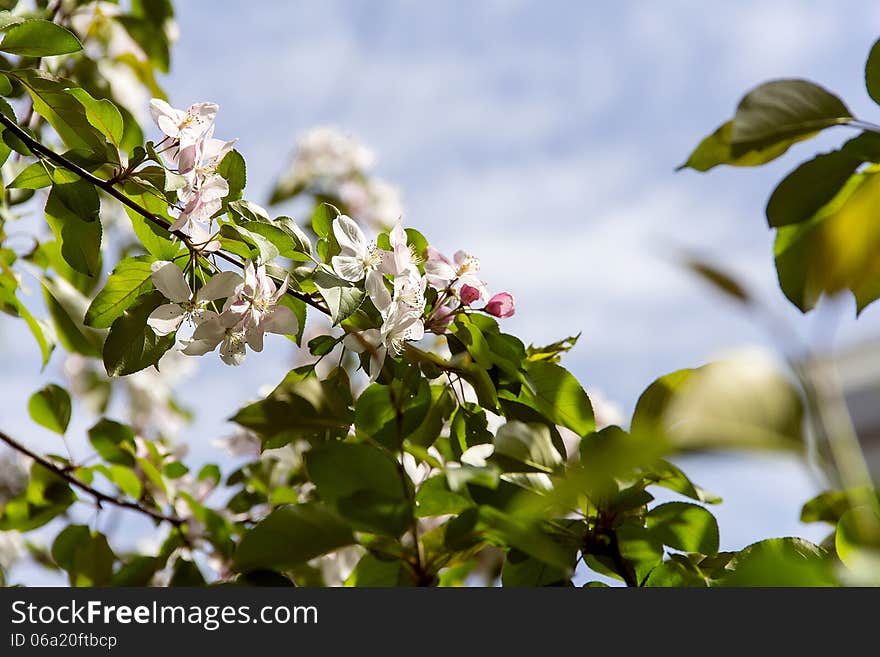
[646,502,719,554]
[717,538,835,586]
[234,504,355,573]
[680,80,852,171]
[27,383,71,435]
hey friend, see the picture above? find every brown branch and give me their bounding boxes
[0,111,330,316]
[0,428,184,527]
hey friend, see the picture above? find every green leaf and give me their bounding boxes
[305,442,412,536]
[51,525,115,587]
[765,132,880,228]
[8,161,54,189]
[234,504,355,573]
[313,266,365,325]
[646,502,719,554]
[355,377,431,450]
[122,186,183,260]
[0,19,82,57]
[835,506,880,580]
[0,463,75,532]
[41,275,103,358]
[0,285,55,367]
[216,149,246,208]
[108,465,143,499]
[67,88,124,147]
[11,70,105,154]
[312,202,340,238]
[679,79,852,171]
[478,506,575,571]
[345,553,407,587]
[85,256,155,328]
[518,360,594,436]
[102,290,176,376]
[644,555,709,587]
[27,383,71,435]
[492,421,563,473]
[0,72,11,96]
[231,376,352,445]
[219,222,278,263]
[87,418,136,466]
[44,181,102,276]
[116,15,169,73]
[718,538,835,587]
[502,548,571,586]
[644,460,721,505]
[414,475,472,518]
[866,37,880,106]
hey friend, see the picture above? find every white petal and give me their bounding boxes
[246,326,265,352]
[196,271,243,302]
[331,255,366,282]
[263,305,299,336]
[366,270,392,315]
[220,335,246,366]
[181,337,219,356]
[332,215,366,254]
[343,328,381,353]
[151,261,191,302]
[368,346,387,383]
[147,304,186,335]
[191,317,227,342]
[389,221,407,249]
[198,174,229,202]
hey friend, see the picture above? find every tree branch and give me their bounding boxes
[0,428,185,527]
[0,111,330,316]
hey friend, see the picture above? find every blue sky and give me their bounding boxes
[5,1,880,581]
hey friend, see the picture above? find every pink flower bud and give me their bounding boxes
[485,292,515,318]
[460,284,481,306]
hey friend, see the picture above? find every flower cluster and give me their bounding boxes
[273,127,403,227]
[335,215,515,381]
[149,99,237,250]
[148,260,298,366]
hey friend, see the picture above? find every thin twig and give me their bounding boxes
[0,428,184,526]
[0,111,330,315]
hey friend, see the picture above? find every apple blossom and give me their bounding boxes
[381,221,421,278]
[344,300,425,382]
[147,261,242,336]
[182,316,248,366]
[484,292,515,318]
[220,261,300,352]
[424,246,488,301]
[171,172,228,234]
[149,99,218,153]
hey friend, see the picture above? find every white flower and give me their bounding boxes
[381,221,420,278]
[424,247,488,301]
[171,173,228,235]
[182,317,248,366]
[293,127,374,181]
[329,215,394,314]
[182,262,298,364]
[178,136,237,177]
[338,178,404,227]
[222,262,299,350]
[330,215,385,282]
[344,300,424,382]
[147,261,242,336]
[149,99,218,152]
